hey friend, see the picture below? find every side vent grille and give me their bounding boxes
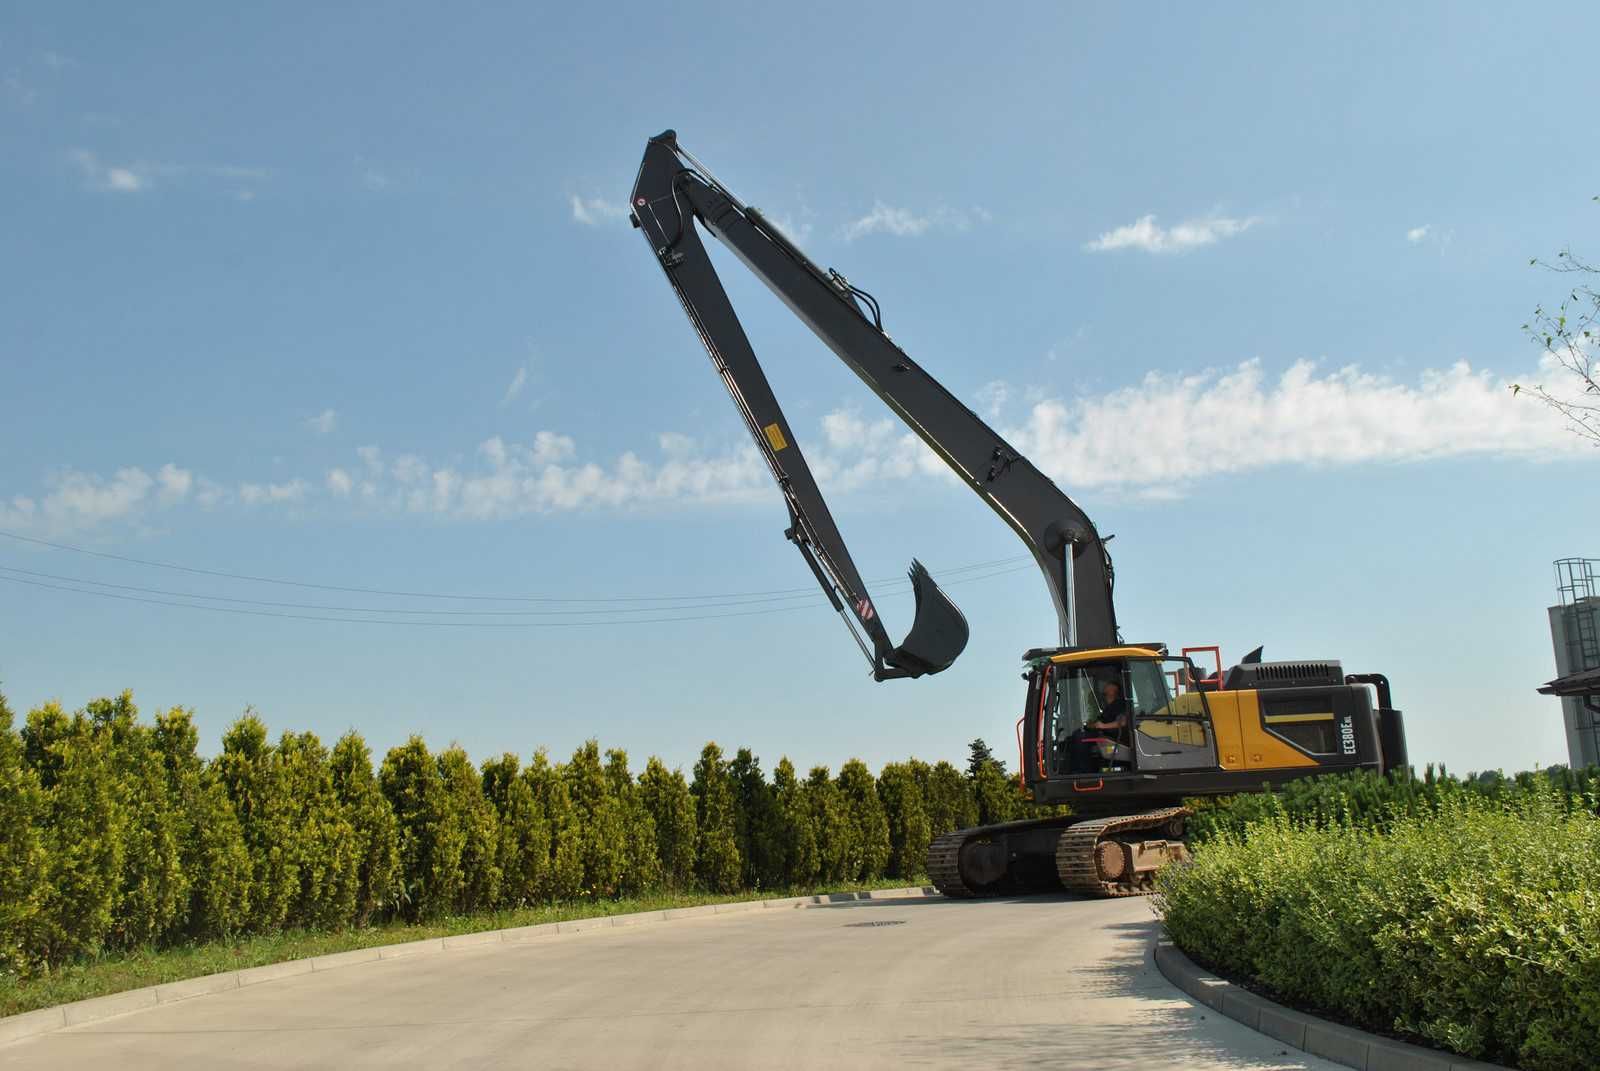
[1222,659,1345,691]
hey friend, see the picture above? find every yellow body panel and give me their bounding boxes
[1168,690,1323,771]
[1203,691,1247,770]
[1047,646,1162,666]
[1232,690,1321,770]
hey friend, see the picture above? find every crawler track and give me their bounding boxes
[926,830,974,898]
[1054,807,1189,897]
[927,807,1191,899]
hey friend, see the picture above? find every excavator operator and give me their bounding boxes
[1087,679,1128,735]
[1066,676,1128,772]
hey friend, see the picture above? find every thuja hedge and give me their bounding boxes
[0,688,1027,975]
[1183,764,1600,844]
[1162,777,1600,1071]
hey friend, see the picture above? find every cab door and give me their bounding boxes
[1127,660,1216,772]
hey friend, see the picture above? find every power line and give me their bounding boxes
[0,561,1039,628]
[0,529,1030,605]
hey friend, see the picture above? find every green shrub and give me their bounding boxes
[379,735,465,920]
[730,749,783,890]
[877,761,930,879]
[836,760,889,882]
[1158,788,1600,1071]
[604,749,661,896]
[563,741,624,898]
[772,758,818,887]
[154,703,251,939]
[481,753,547,908]
[0,687,1062,972]
[0,690,45,973]
[691,743,742,893]
[438,746,501,912]
[278,731,359,930]
[23,702,124,964]
[638,757,696,890]
[330,732,399,925]
[805,765,852,884]
[215,714,298,930]
[526,749,584,901]
[921,760,977,838]
[88,693,186,950]
[1184,765,1600,845]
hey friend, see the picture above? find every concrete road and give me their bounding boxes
[1,895,1337,1070]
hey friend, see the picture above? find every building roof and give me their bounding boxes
[1538,666,1600,697]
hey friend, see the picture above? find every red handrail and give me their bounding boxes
[1036,665,1052,779]
[1014,715,1026,789]
[1182,645,1223,690]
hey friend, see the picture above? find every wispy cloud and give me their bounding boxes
[0,463,214,535]
[570,195,629,226]
[7,353,1579,537]
[1406,224,1431,243]
[68,150,268,196]
[305,409,338,435]
[238,480,308,506]
[71,149,147,193]
[840,202,983,242]
[1085,213,1260,254]
[502,367,529,406]
[1004,356,1582,491]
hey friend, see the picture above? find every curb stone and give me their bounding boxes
[0,886,941,1048]
[1153,938,1511,1071]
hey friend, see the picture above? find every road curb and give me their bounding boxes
[0,885,939,1048]
[1152,938,1510,1071]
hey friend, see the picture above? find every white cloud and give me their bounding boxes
[974,380,1010,420]
[0,466,158,534]
[1085,213,1260,254]
[238,479,307,506]
[72,150,148,193]
[502,366,529,405]
[156,464,193,503]
[105,168,143,192]
[570,195,629,226]
[760,211,813,243]
[7,355,1579,536]
[391,455,429,485]
[305,408,338,435]
[1004,357,1582,492]
[840,202,982,242]
[1406,225,1431,243]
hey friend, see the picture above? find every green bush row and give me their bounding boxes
[1183,764,1600,844]
[1160,782,1600,1071]
[0,688,1028,975]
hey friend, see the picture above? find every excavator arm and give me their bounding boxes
[629,131,1117,679]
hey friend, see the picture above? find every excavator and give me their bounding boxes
[628,131,1408,897]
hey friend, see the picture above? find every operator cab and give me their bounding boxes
[1021,645,1218,782]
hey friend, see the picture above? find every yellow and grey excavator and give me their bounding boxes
[629,131,1408,897]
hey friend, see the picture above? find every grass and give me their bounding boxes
[0,878,918,1019]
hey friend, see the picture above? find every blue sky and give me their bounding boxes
[2,2,1597,777]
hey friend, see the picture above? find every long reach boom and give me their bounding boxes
[630,131,1117,680]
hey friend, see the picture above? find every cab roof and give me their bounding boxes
[1046,645,1164,666]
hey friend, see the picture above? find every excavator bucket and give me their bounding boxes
[882,560,970,678]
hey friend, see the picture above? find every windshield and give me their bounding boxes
[1040,657,1200,774]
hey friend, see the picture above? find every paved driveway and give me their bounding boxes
[1,894,1337,1070]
